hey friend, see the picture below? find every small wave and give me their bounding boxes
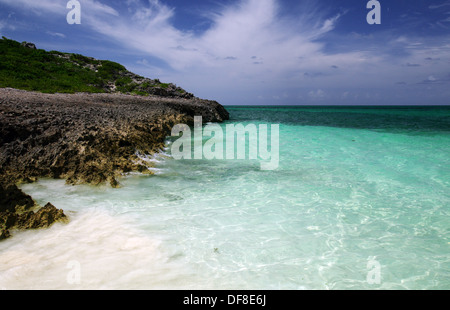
[135,150,172,165]
[0,209,190,290]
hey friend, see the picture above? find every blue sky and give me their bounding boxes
[1,0,450,105]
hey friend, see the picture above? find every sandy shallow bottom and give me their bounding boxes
[1,111,449,290]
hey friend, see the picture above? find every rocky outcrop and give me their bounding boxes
[13,203,67,230]
[20,42,36,50]
[0,183,67,240]
[0,87,229,240]
[0,182,34,213]
[52,52,195,98]
[0,88,228,186]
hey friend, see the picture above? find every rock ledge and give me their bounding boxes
[0,88,229,240]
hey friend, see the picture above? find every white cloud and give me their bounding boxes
[83,0,119,17]
[318,14,341,35]
[0,0,118,17]
[0,0,346,94]
[0,0,63,14]
[429,1,450,9]
[0,18,16,32]
[308,89,326,100]
[46,31,66,38]
[1,0,450,104]
[137,59,150,66]
[62,0,351,101]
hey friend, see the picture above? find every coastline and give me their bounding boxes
[0,87,229,240]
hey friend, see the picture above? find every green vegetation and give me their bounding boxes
[0,37,106,93]
[157,83,170,89]
[0,37,189,97]
[97,60,127,81]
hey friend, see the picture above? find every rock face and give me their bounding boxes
[0,183,67,240]
[0,88,229,186]
[14,203,67,230]
[20,42,36,50]
[0,182,34,213]
[0,87,229,240]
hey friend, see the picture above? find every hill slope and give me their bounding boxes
[0,37,193,98]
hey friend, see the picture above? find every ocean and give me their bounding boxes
[1,106,449,290]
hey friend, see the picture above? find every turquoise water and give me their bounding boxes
[1,106,449,289]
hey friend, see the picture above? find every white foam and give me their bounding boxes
[0,209,192,290]
[136,150,172,161]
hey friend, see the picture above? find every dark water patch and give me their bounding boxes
[225,106,450,133]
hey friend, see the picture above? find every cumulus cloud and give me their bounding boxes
[0,0,355,97]
[75,0,354,101]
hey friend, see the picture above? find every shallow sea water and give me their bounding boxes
[1,106,449,289]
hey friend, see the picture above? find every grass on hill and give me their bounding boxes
[0,37,187,96]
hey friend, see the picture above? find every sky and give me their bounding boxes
[1,0,450,105]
